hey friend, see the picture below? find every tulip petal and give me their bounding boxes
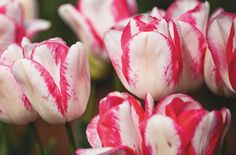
[219,108,231,147]
[165,0,199,20]
[121,31,176,99]
[178,1,209,35]
[31,39,68,90]
[86,115,102,148]
[207,11,235,92]
[25,19,51,37]
[0,44,23,66]
[60,42,90,121]
[143,114,183,155]
[58,4,103,56]
[12,59,65,124]
[99,92,128,116]
[104,30,131,91]
[154,93,202,115]
[0,65,36,124]
[144,93,154,117]
[227,20,236,92]
[176,21,206,91]
[204,50,233,96]
[97,100,143,154]
[76,146,136,155]
[0,14,15,52]
[191,110,224,155]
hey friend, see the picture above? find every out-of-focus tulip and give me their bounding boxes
[58,0,137,59]
[0,0,50,53]
[104,14,206,100]
[76,92,230,155]
[16,0,38,20]
[12,38,90,124]
[0,38,37,124]
[204,9,236,96]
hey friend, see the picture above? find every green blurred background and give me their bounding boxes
[0,0,236,155]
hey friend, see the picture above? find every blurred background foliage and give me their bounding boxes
[0,0,236,155]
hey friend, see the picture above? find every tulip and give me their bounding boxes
[204,9,236,96]
[0,38,37,124]
[0,0,50,53]
[104,14,206,100]
[164,0,209,36]
[16,0,38,20]
[58,0,137,59]
[12,38,90,124]
[76,92,230,155]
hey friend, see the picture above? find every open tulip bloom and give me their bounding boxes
[0,0,50,53]
[11,38,90,124]
[104,13,207,100]
[58,0,137,59]
[76,92,230,155]
[204,9,236,96]
[0,38,37,124]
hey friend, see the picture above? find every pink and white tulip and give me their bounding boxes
[16,0,38,20]
[12,38,90,124]
[58,0,137,59]
[0,38,37,124]
[0,0,50,53]
[76,92,230,155]
[164,0,209,36]
[204,9,236,96]
[104,14,206,100]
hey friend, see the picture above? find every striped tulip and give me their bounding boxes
[104,14,206,100]
[0,0,50,53]
[12,38,90,124]
[0,38,37,124]
[164,0,209,36]
[76,92,230,155]
[204,9,236,96]
[58,0,137,59]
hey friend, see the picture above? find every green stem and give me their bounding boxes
[29,123,45,155]
[65,122,76,155]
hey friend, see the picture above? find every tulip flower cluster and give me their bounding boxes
[77,92,230,155]
[0,0,234,154]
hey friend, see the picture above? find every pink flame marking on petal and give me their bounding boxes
[21,95,34,112]
[227,21,236,91]
[45,42,69,65]
[112,0,131,22]
[60,58,70,114]
[32,60,65,115]
[169,21,182,86]
[16,24,26,44]
[76,2,104,50]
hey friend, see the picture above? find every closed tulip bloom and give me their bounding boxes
[104,14,206,100]
[58,0,137,59]
[0,0,50,53]
[0,39,37,124]
[76,92,230,155]
[204,9,236,96]
[164,0,209,36]
[12,38,90,124]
